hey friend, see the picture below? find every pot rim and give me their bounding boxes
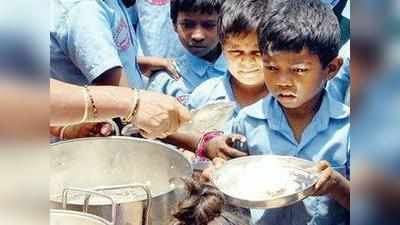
[50,209,111,225]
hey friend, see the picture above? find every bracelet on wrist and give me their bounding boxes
[195,130,223,158]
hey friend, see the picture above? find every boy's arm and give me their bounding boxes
[138,56,181,80]
[93,67,123,86]
[65,1,126,86]
[163,133,201,152]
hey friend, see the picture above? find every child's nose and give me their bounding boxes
[191,28,205,42]
[277,74,293,86]
[241,55,258,65]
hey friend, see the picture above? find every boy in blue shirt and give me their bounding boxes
[147,0,226,104]
[51,0,144,88]
[189,0,349,152]
[224,0,350,224]
[51,0,177,87]
[159,0,269,155]
[188,0,269,133]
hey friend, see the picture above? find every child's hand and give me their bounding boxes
[205,134,248,160]
[312,160,341,196]
[161,58,181,80]
[201,157,226,183]
[312,161,350,209]
[138,56,181,80]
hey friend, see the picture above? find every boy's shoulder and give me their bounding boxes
[148,71,186,92]
[189,75,228,108]
[176,50,226,73]
[239,95,272,121]
[194,74,226,90]
[52,0,117,36]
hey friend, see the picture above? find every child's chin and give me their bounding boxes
[276,98,300,109]
[188,48,209,57]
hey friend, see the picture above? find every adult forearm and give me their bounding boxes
[50,79,134,126]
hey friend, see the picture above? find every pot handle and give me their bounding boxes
[62,187,117,225]
[92,184,152,225]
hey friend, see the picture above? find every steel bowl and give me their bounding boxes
[210,155,320,209]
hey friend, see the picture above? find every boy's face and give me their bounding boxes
[262,48,342,109]
[223,32,264,86]
[174,11,219,58]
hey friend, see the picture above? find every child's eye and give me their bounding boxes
[201,22,217,29]
[265,65,278,71]
[293,68,308,73]
[180,21,196,29]
[253,51,261,56]
[229,51,242,56]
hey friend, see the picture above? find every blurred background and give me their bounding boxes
[0,1,48,225]
[1,0,399,224]
[352,0,400,225]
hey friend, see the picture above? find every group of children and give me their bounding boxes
[50,0,350,224]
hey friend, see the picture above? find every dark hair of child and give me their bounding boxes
[217,0,269,44]
[257,0,341,68]
[168,178,249,225]
[170,0,223,25]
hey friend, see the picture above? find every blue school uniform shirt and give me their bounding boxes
[234,90,350,225]
[188,72,240,133]
[147,49,227,103]
[51,0,144,88]
[132,0,184,57]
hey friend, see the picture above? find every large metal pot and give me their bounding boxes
[50,137,193,225]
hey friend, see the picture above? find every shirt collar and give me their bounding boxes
[244,89,350,121]
[203,72,240,114]
[222,73,241,114]
[178,48,225,77]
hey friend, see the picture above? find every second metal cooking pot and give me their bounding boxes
[51,189,117,225]
[50,137,193,225]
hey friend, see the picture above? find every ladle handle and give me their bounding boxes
[62,187,117,225]
[93,184,152,225]
[106,119,120,136]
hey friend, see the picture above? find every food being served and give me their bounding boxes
[178,100,236,134]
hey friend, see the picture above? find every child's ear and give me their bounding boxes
[325,57,343,81]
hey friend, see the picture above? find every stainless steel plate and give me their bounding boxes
[211,155,320,209]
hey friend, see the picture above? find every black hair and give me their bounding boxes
[258,0,341,68]
[218,0,269,43]
[170,0,223,25]
[168,178,250,225]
